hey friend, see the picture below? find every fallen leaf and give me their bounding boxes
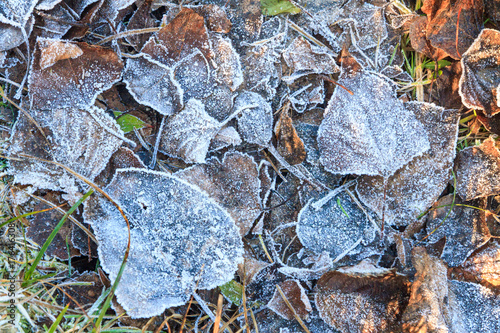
[158,98,221,163]
[83,168,243,318]
[209,126,242,152]
[409,16,448,60]
[175,151,262,236]
[425,195,491,267]
[193,4,232,34]
[29,38,124,110]
[125,0,155,51]
[210,33,244,91]
[53,271,104,310]
[422,0,484,60]
[267,280,312,320]
[459,28,500,117]
[242,43,281,99]
[94,147,146,187]
[452,241,500,288]
[318,51,430,177]
[233,90,273,146]
[432,61,463,109]
[297,191,377,262]
[261,0,301,16]
[114,113,146,133]
[316,268,410,333]
[454,136,500,200]
[228,0,263,48]
[356,104,460,227]
[274,107,306,165]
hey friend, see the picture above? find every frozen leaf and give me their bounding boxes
[122,55,183,116]
[219,279,243,305]
[173,49,212,101]
[261,0,300,16]
[297,191,377,262]
[0,0,36,27]
[210,33,244,91]
[267,280,312,320]
[425,195,491,267]
[316,269,410,333]
[409,16,448,60]
[175,151,261,236]
[114,113,146,134]
[204,85,233,121]
[84,168,243,318]
[455,137,500,201]
[0,17,33,52]
[234,90,273,146]
[422,0,484,60]
[282,37,338,78]
[242,43,281,99]
[274,108,306,165]
[209,126,242,151]
[228,0,263,47]
[193,4,232,34]
[318,52,430,177]
[285,74,326,113]
[401,247,457,332]
[485,0,500,21]
[356,104,460,227]
[158,99,220,163]
[29,38,124,110]
[26,191,81,260]
[459,28,500,117]
[246,263,287,304]
[278,251,332,281]
[125,0,155,50]
[453,241,500,288]
[141,8,212,67]
[94,147,146,188]
[8,106,123,195]
[36,0,63,11]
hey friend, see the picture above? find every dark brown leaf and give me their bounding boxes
[409,16,448,60]
[432,61,463,109]
[193,4,232,34]
[267,280,312,320]
[126,0,155,50]
[275,107,306,165]
[53,271,104,310]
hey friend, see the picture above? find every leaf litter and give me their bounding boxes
[4,0,500,331]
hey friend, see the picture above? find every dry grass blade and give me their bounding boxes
[275,284,311,333]
[96,27,161,45]
[213,294,224,333]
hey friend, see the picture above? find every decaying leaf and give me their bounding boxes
[267,280,312,320]
[175,151,261,236]
[316,268,410,332]
[94,147,146,187]
[275,108,306,165]
[356,104,460,227]
[228,0,263,47]
[158,98,221,163]
[297,191,377,262]
[83,168,243,318]
[432,61,463,109]
[425,195,491,267]
[29,38,123,110]
[453,241,500,288]
[318,52,430,177]
[454,136,500,201]
[8,107,123,197]
[459,28,500,117]
[422,0,484,60]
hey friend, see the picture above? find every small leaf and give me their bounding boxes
[115,113,146,133]
[220,280,243,305]
[261,0,301,16]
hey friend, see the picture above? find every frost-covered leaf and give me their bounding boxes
[192,4,232,34]
[278,251,332,281]
[141,8,212,67]
[318,52,430,177]
[282,37,338,78]
[209,126,242,151]
[84,168,243,318]
[219,280,243,305]
[242,43,281,99]
[316,269,410,333]
[8,106,123,195]
[0,0,36,27]
[228,0,263,48]
[453,241,500,288]
[267,280,311,320]
[261,0,301,16]
[94,147,146,187]
[125,0,155,50]
[409,16,448,60]
[26,191,81,260]
[297,191,377,262]
[175,151,261,236]
[122,55,183,116]
[422,0,484,60]
[285,74,325,113]
[455,137,500,201]
[29,38,124,110]
[425,195,491,267]
[274,108,306,165]
[210,33,244,91]
[204,85,233,121]
[159,98,220,163]
[0,17,33,52]
[356,104,460,227]
[234,90,273,146]
[459,28,500,117]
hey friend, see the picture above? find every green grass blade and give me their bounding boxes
[23,189,94,285]
[47,303,70,333]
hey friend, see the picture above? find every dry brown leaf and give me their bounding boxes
[193,4,232,34]
[316,269,410,333]
[409,16,448,60]
[175,151,262,236]
[53,271,104,310]
[452,241,500,288]
[455,136,500,200]
[29,38,123,110]
[125,0,155,51]
[459,28,500,117]
[275,108,306,166]
[267,280,312,320]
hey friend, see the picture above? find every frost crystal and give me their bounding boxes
[175,151,261,236]
[318,56,430,177]
[159,98,221,163]
[297,191,376,262]
[8,106,123,195]
[233,90,273,146]
[356,103,459,226]
[84,168,243,318]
